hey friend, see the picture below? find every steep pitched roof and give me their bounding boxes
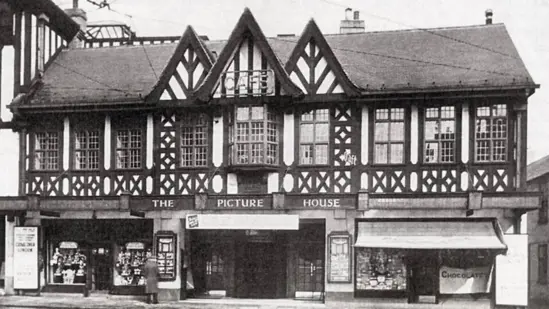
[30,44,176,105]
[528,155,549,182]
[194,8,303,102]
[147,26,213,102]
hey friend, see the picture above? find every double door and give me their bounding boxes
[90,244,112,291]
[296,243,324,298]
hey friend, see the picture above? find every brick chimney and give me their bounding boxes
[340,9,365,34]
[64,0,87,48]
[485,9,493,25]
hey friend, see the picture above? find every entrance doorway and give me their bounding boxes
[91,244,111,291]
[241,242,278,298]
[409,253,438,303]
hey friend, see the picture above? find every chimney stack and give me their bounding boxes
[485,9,493,25]
[340,9,365,34]
[64,0,87,48]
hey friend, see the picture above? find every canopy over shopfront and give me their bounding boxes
[355,220,507,250]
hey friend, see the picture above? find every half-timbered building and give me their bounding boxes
[0,5,541,308]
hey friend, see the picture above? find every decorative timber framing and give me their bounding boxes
[285,19,360,97]
[194,8,303,102]
[147,26,213,103]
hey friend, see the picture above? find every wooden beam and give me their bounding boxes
[23,12,32,85]
[13,11,22,96]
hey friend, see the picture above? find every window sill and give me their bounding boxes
[227,164,280,173]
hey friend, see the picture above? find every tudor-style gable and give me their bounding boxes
[148,26,213,102]
[195,8,303,102]
[286,20,359,97]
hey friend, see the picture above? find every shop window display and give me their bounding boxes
[114,242,150,286]
[49,241,87,284]
[356,248,407,291]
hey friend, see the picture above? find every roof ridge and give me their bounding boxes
[321,23,505,37]
[72,42,178,50]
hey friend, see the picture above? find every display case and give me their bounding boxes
[356,248,407,293]
[49,241,87,285]
[113,242,150,290]
[155,231,177,281]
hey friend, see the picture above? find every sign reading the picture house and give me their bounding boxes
[221,69,274,95]
[207,196,272,209]
[285,195,356,209]
[14,226,39,290]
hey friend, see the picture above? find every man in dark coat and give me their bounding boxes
[143,256,159,304]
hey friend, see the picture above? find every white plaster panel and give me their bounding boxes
[317,70,336,94]
[212,175,223,193]
[267,173,279,193]
[410,105,418,164]
[283,113,295,165]
[146,114,154,169]
[290,72,306,93]
[462,103,470,163]
[314,57,327,85]
[253,42,262,71]
[227,173,238,194]
[104,116,111,170]
[212,115,223,167]
[169,75,185,99]
[283,174,294,192]
[192,62,204,90]
[63,117,70,170]
[361,107,369,164]
[146,176,153,194]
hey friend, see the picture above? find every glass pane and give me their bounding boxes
[439,120,455,140]
[301,111,314,121]
[236,144,249,164]
[251,143,264,163]
[316,109,329,121]
[376,109,388,120]
[441,106,455,118]
[426,107,439,119]
[251,106,264,120]
[195,147,207,166]
[493,140,506,161]
[374,144,388,164]
[390,143,404,164]
[494,104,507,116]
[440,141,454,162]
[492,118,507,139]
[425,121,438,140]
[475,141,490,161]
[236,123,248,141]
[236,107,249,121]
[117,131,128,148]
[477,106,490,117]
[300,145,314,165]
[181,127,194,146]
[375,123,388,141]
[267,123,277,143]
[476,119,489,139]
[315,145,328,164]
[315,123,329,142]
[390,122,404,142]
[267,144,277,164]
[181,148,193,166]
[300,124,314,143]
[424,142,438,163]
[391,108,404,120]
[251,122,264,142]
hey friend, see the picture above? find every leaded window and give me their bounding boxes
[374,108,404,164]
[34,132,59,170]
[116,129,142,169]
[475,104,507,162]
[299,109,329,165]
[180,113,208,167]
[424,106,456,163]
[74,130,100,170]
[231,105,279,165]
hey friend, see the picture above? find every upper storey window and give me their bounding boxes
[230,105,279,166]
[374,108,405,164]
[116,129,142,169]
[299,109,329,165]
[475,104,507,162]
[34,132,59,170]
[181,113,208,167]
[74,130,100,170]
[424,106,456,163]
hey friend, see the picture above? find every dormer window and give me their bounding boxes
[229,105,279,167]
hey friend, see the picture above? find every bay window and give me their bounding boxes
[374,108,405,164]
[424,106,456,163]
[230,105,279,165]
[299,109,329,165]
[475,104,507,162]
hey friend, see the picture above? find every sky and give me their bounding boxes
[53,0,549,163]
[0,0,547,197]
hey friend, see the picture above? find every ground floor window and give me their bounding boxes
[356,248,407,292]
[49,241,87,284]
[114,242,152,286]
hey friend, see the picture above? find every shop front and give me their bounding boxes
[43,219,153,295]
[353,219,507,304]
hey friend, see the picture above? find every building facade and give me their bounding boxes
[527,156,549,307]
[0,3,541,309]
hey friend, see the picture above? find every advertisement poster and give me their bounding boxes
[439,266,492,294]
[496,234,528,306]
[328,233,351,283]
[13,226,39,290]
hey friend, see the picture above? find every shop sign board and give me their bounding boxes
[439,266,492,294]
[13,226,39,290]
[285,195,356,209]
[131,197,194,210]
[221,69,274,95]
[328,232,352,283]
[206,196,272,209]
[496,234,528,307]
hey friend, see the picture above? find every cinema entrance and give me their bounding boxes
[185,215,325,299]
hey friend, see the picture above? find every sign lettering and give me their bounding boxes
[285,195,356,210]
[303,198,340,208]
[222,70,274,95]
[207,196,272,209]
[152,199,174,208]
[14,227,39,290]
[439,266,491,294]
[130,197,194,210]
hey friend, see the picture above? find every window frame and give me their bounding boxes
[179,112,210,168]
[112,116,146,170]
[229,104,280,166]
[298,108,330,166]
[32,131,61,171]
[372,106,407,165]
[422,105,457,164]
[539,244,548,284]
[73,129,101,171]
[473,103,509,163]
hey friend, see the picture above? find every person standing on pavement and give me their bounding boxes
[143,255,160,304]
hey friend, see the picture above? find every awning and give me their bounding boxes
[185,214,299,230]
[355,220,507,250]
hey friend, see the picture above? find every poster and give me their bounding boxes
[13,226,39,290]
[328,233,351,283]
[439,266,492,294]
[155,231,176,281]
[496,234,528,306]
